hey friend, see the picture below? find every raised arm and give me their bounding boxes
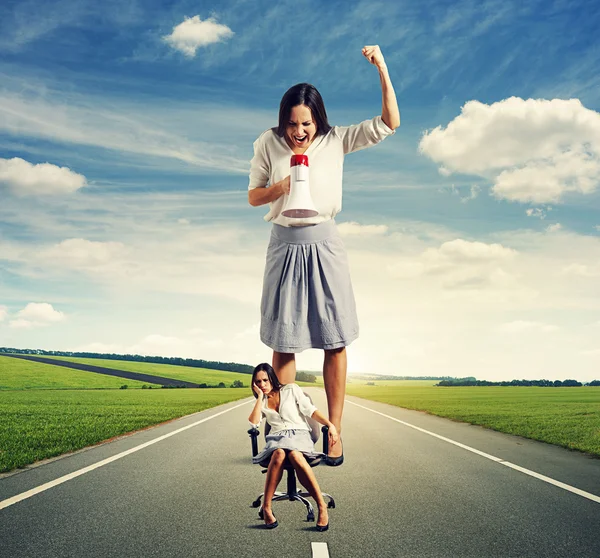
[362,45,400,130]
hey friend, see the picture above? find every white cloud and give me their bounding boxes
[493,149,600,203]
[419,97,600,204]
[22,225,267,305]
[9,319,36,329]
[10,302,65,329]
[546,223,562,233]
[0,157,86,196]
[71,342,124,354]
[0,305,7,322]
[462,184,480,203]
[76,334,229,361]
[561,263,600,278]
[126,334,192,356]
[41,238,128,271]
[425,238,516,264]
[163,16,234,57]
[445,183,481,203]
[526,207,551,219]
[387,238,518,290]
[337,222,388,236]
[498,320,559,333]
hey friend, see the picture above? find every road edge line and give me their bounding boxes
[347,399,600,505]
[0,400,250,511]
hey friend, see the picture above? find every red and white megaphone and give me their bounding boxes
[281,154,318,218]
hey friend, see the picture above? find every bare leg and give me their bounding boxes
[263,449,286,524]
[323,347,346,458]
[288,451,329,527]
[273,351,296,384]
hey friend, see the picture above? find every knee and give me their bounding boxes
[272,448,286,463]
[325,347,345,358]
[288,450,303,464]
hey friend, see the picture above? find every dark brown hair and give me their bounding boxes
[276,83,332,137]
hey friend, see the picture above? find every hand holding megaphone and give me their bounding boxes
[280,175,291,195]
[281,154,318,218]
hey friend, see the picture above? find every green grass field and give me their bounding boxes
[0,356,152,390]
[0,388,249,473]
[346,382,600,456]
[36,355,252,386]
[0,355,258,473]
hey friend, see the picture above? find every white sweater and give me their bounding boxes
[256,383,317,434]
[248,115,395,226]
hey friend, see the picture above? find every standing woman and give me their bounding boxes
[248,46,400,465]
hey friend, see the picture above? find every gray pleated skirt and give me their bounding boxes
[260,219,359,353]
[252,429,325,468]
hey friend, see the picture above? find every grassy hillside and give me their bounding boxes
[31,355,252,386]
[0,356,151,390]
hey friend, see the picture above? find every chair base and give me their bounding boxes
[252,490,335,522]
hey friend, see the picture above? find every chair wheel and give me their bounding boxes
[307,512,315,522]
[251,499,261,508]
[258,509,264,520]
[328,500,335,509]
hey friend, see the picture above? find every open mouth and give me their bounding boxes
[293,135,308,146]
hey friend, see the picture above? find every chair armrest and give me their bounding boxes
[248,427,260,457]
[321,425,329,454]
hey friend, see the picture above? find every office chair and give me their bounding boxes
[248,397,335,522]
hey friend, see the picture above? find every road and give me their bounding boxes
[1,389,599,557]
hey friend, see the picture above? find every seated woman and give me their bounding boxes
[248,362,339,531]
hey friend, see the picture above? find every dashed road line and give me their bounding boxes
[311,542,330,558]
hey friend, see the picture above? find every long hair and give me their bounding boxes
[251,362,282,398]
[276,83,332,138]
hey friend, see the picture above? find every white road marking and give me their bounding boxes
[311,542,330,558]
[347,399,600,505]
[0,400,250,511]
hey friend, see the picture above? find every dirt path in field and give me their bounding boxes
[2,354,200,388]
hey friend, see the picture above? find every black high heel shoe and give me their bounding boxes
[316,523,329,532]
[264,519,278,529]
[325,438,344,466]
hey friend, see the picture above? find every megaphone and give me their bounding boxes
[281,154,318,218]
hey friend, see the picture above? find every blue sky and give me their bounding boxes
[1,0,600,381]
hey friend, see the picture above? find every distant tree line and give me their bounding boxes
[436,378,598,387]
[296,371,317,383]
[0,347,319,383]
[0,347,254,375]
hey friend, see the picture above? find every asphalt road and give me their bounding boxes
[1,389,599,558]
